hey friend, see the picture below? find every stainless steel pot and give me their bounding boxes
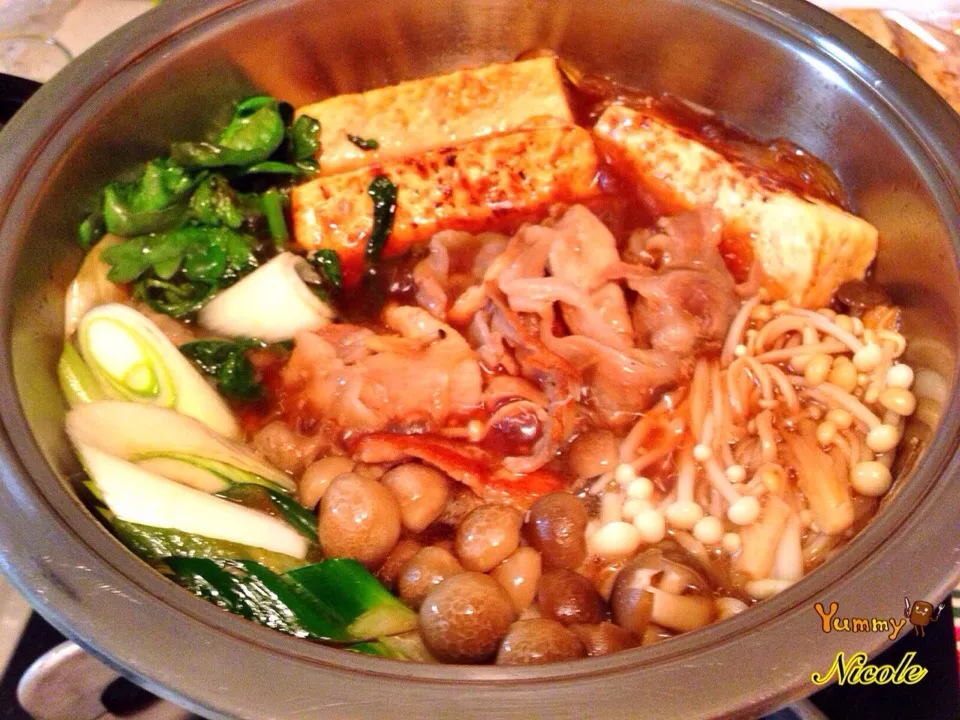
[0,1,958,718]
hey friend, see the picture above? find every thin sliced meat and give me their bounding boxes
[413,230,507,320]
[626,210,740,355]
[539,318,683,425]
[629,269,739,355]
[282,307,483,433]
[351,432,565,508]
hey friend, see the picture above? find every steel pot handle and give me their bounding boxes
[16,641,194,720]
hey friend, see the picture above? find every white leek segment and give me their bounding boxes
[67,402,296,493]
[64,235,127,337]
[77,303,240,439]
[57,342,104,408]
[197,253,333,342]
[77,443,307,559]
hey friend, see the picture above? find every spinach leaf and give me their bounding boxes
[308,249,342,289]
[260,190,289,249]
[134,277,217,318]
[102,226,257,285]
[179,337,267,399]
[102,158,198,236]
[171,96,285,169]
[101,236,150,283]
[78,210,105,250]
[243,161,307,177]
[289,115,321,161]
[189,175,244,229]
[347,134,379,151]
[366,174,397,263]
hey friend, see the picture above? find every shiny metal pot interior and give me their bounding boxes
[0,1,959,718]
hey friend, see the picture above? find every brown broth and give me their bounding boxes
[559,60,850,209]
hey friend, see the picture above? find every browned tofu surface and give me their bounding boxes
[297,57,573,176]
[593,104,878,307]
[292,125,599,286]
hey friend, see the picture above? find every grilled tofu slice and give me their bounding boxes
[296,57,574,176]
[292,125,599,286]
[593,104,878,308]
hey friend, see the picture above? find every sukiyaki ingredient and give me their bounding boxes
[102,510,307,573]
[299,455,355,508]
[76,443,308,558]
[74,305,240,438]
[397,546,464,609]
[318,473,402,566]
[179,337,279,400]
[489,547,543,614]
[100,157,199,237]
[366,174,398,264]
[291,125,599,286]
[217,484,319,543]
[59,54,921,666]
[536,569,606,626]
[295,57,572,176]
[57,342,104,408]
[168,557,350,640]
[495,619,585,665]
[281,310,482,433]
[570,622,640,656]
[288,558,418,640]
[593,104,878,307]
[381,463,451,533]
[66,401,294,492]
[170,96,286,169]
[454,504,523,572]
[566,430,619,480]
[419,572,515,663]
[197,253,334,341]
[525,493,589,570]
[64,234,127,335]
[377,539,425,591]
[349,632,437,662]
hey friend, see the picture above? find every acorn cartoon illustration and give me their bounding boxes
[904,597,945,637]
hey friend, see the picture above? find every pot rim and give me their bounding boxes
[0,1,958,718]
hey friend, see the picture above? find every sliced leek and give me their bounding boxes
[197,253,333,342]
[77,303,240,438]
[75,443,308,559]
[64,234,127,337]
[57,342,104,408]
[67,402,296,493]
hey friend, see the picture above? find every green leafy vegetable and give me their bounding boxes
[103,225,258,318]
[134,277,216,318]
[101,509,307,574]
[102,158,198,236]
[217,483,319,543]
[243,161,308,176]
[289,115,321,161]
[170,96,286,169]
[78,211,105,250]
[189,175,244,229]
[260,190,289,248]
[79,93,325,321]
[308,249,342,289]
[179,337,265,399]
[347,134,379,151]
[366,174,397,263]
[166,557,350,640]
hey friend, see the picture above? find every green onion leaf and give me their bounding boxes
[260,190,289,249]
[308,249,342,289]
[347,134,379,151]
[366,174,397,264]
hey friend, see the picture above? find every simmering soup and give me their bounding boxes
[59,55,915,664]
